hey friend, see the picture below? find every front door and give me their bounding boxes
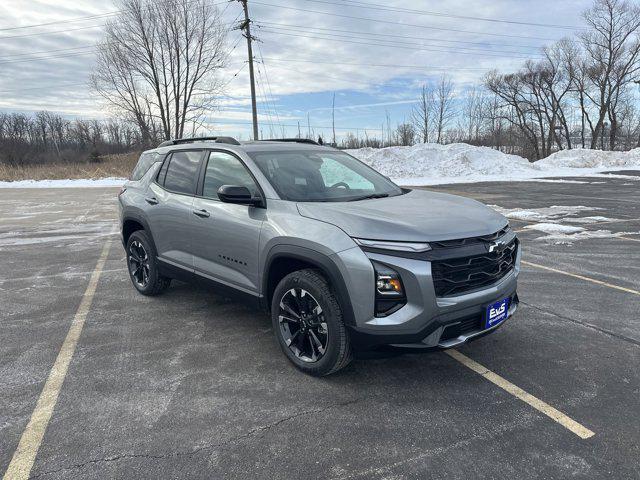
[190,151,265,294]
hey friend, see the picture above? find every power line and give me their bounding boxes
[0,0,230,32]
[0,45,95,61]
[0,24,102,40]
[249,1,558,41]
[256,43,283,130]
[259,25,543,57]
[0,82,88,95]
[0,51,95,66]
[257,21,542,50]
[301,0,578,30]
[254,64,277,137]
[261,57,491,71]
[203,117,381,131]
[0,18,240,63]
[259,29,540,59]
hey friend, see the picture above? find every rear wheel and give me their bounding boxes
[271,269,352,376]
[126,230,171,296]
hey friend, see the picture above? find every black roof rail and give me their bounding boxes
[158,136,241,147]
[260,138,320,145]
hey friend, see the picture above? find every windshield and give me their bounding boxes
[247,150,404,202]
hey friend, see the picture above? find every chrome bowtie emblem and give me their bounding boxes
[488,240,506,253]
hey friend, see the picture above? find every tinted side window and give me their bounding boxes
[202,152,258,199]
[130,152,161,181]
[162,151,201,195]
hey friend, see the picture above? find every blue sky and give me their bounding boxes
[0,0,592,141]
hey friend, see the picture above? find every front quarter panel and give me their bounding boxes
[259,200,374,323]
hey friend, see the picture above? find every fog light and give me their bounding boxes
[372,261,406,316]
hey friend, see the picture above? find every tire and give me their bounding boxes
[271,269,352,376]
[126,230,171,296]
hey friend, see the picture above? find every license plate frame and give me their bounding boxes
[485,297,510,329]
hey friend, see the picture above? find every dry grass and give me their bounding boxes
[0,152,140,182]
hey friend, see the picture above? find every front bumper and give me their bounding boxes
[349,291,519,351]
[334,238,522,351]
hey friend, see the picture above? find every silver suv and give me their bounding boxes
[119,137,521,375]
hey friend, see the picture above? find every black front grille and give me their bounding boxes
[431,238,518,297]
[430,225,510,249]
[440,315,482,341]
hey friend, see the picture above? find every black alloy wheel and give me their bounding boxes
[278,287,329,363]
[128,240,150,288]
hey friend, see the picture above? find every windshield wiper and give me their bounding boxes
[348,193,389,201]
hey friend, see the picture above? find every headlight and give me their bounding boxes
[354,238,431,253]
[372,261,406,317]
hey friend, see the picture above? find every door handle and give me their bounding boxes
[192,209,210,218]
[145,196,159,205]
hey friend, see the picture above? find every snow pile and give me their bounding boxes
[537,148,640,169]
[0,177,126,188]
[347,143,640,185]
[348,143,539,185]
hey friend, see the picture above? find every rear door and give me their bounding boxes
[146,149,204,269]
[190,150,266,293]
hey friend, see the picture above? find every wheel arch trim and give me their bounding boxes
[121,212,157,254]
[262,244,356,326]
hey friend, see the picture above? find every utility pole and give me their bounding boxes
[237,0,259,140]
[332,92,336,146]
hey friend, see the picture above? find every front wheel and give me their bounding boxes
[271,269,352,376]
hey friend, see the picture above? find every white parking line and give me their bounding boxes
[445,350,595,439]
[522,260,640,296]
[3,240,113,480]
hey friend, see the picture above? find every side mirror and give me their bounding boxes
[217,185,263,206]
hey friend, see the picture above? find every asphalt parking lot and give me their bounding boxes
[1,173,639,479]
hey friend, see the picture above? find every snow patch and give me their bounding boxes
[563,216,612,224]
[489,204,630,244]
[535,229,639,245]
[523,223,585,235]
[490,205,601,223]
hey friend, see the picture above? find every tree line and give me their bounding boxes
[0,112,150,165]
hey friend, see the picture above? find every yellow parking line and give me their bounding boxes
[521,260,640,296]
[3,240,112,480]
[446,350,595,439]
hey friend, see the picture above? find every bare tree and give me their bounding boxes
[411,83,435,143]
[395,122,416,146]
[434,75,456,143]
[462,86,486,142]
[92,0,228,143]
[579,0,640,149]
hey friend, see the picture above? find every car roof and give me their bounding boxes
[144,140,334,156]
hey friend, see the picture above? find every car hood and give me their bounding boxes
[296,189,507,242]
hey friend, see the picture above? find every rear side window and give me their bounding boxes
[161,151,202,195]
[130,152,161,181]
